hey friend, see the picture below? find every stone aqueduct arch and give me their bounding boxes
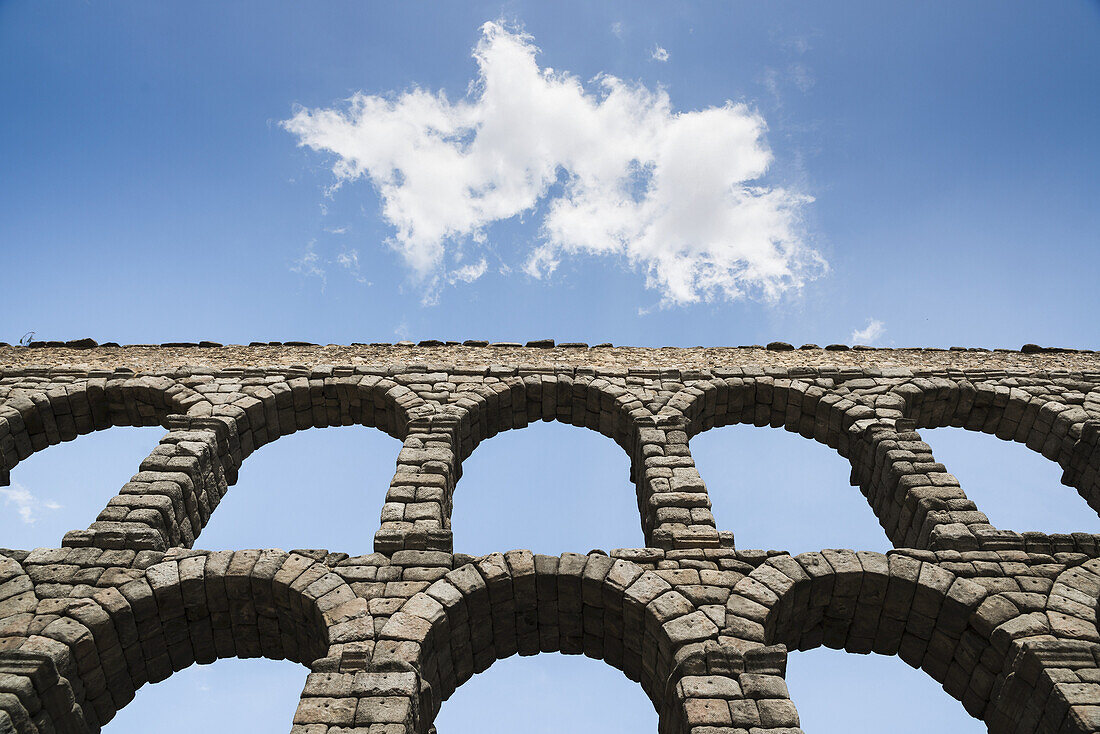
[2,342,1100,733]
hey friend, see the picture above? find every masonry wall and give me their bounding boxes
[1,342,1099,733]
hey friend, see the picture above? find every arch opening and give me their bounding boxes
[432,651,658,734]
[691,424,889,554]
[452,421,642,556]
[102,657,306,733]
[1,426,165,551]
[922,426,1100,535]
[786,646,983,734]
[197,425,401,552]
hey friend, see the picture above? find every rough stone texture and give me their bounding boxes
[1,342,1099,732]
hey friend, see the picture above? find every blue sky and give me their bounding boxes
[2,2,1099,732]
[3,1,1099,348]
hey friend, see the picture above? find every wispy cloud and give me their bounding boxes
[779,32,816,56]
[336,248,369,284]
[762,64,816,107]
[283,21,822,306]
[292,241,376,288]
[651,45,669,62]
[851,318,886,345]
[1,481,62,525]
[291,241,327,289]
[788,63,814,93]
[610,21,624,39]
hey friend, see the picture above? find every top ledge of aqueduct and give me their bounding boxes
[1,340,1098,374]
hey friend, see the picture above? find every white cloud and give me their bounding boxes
[449,258,488,284]
[610,21,624,39]
[851,318,886,345]
[1,482,62,525]
[283,21,822,305]
[652,45,669,62]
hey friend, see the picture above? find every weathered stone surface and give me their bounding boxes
[2,344,1100,732]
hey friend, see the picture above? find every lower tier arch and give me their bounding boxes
[360,551,723,734]
[0,550,364,732]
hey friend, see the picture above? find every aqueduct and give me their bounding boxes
[2,340,1100,733]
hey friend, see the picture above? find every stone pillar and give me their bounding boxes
[291,665,421,734]
[1063,420,1100,514]
[62,423,233,552]
[637,416,728,551]
[374,415,459,555]
[0,649,89,734]
[985,638,1100,734]
[848,418,993,551]
[665,643,800,734]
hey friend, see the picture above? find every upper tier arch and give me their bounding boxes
[0,376,202,483]
[893,377,1100,512]
[447,373,650,459]
[185,373,426,466]
[58,374,424,551]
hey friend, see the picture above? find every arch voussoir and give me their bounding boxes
[0,549,345,733]
[332,552,725,734]
[0,376,200,481]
